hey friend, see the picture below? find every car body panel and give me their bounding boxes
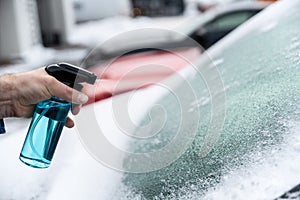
[86,47,202,104]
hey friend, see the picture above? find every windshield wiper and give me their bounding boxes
[275,183,300,199]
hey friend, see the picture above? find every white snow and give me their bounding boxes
[68,15,197,48]
[201,121,300,200]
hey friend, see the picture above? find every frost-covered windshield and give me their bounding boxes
[118,0,300,199]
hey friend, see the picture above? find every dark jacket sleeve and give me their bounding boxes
[0,119,6,134]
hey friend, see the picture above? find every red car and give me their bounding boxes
[86,47,201,104]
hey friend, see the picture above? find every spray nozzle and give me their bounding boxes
[45,62,97,90]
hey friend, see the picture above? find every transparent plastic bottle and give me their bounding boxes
[19,96,71,168]
[19,62,96,168]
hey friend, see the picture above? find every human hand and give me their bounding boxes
[0,68,89,128]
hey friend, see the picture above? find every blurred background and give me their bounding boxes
[0,0,274,73]
[3,1,298,200]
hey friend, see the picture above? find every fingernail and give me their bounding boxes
[76,93,88,104]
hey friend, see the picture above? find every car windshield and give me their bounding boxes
[118,0,300,199]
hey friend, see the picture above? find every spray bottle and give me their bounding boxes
[19,63,97,168]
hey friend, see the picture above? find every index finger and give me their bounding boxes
[47,77,89,104]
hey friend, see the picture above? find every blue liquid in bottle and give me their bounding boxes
[19,97,71,168]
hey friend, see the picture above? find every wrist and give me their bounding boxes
[0,74,16,118]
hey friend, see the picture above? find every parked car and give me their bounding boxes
[83,1,270,66]
[78,0,299,199]
[114,0,300,199]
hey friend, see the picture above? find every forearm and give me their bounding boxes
[0,74,16,118]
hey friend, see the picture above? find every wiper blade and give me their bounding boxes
[275,183,300,199]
